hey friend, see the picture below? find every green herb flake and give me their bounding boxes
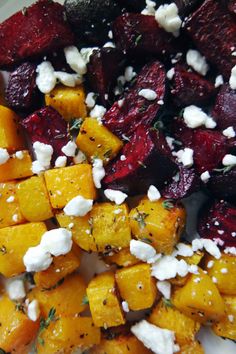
[134,210,149,229]
[103,149,112,159]
[141,238,153,244]
[22,7,27,16]
[163,298,173,308]
[38,307,57,345]
[69,118,83,132]
[135,34,142,46]
[82,295,89,305]
[162,199,174,210]
[213,165,235,174]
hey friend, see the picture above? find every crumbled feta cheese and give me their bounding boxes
[176,148,194,167]
[141,0,156,16]
[6,196,14,203]
[183,105,216,129]
[124,66,136,82]
[80,47,98,64]
[166,68,175,80]
[131,320,179,354]
[27,300,40,322]
[205,116,217,129]
[64,195,93,217]
[200,171,210,183]
[85,92,96,108]
[147,185,161,202]
[207,260,214,268]
[186,50,209,76]
[212,276,218,283]
[155,3,182,37]
[12,214,18,222]
[103,42,116,48]
[61,141,77,157]
[152,256,189,280]
[130,240,158,263]
[92,158,105,188]
[229,65,236,90]
[222,154,236,166]
[55,156,67,168]
[0,148,10,165]
[15,151,24,160]
[157,281,171,299]
[224,247,236,256]
[23,245,52,272]
[108,30,113,39]
[139,88,157,100]
[220,268,228,274]
[120,155,126,161]
[36,61,56,94]
[166,136,175,150]
[223,126,236,139]
[33,141,53,169]
[73,150,86,164]
[104,189,128,205]
[114,208,122,215]
[32,160,45,175]
[122,301,130,312]
[40,228,72,257]
[158,99,164,105]
[192,238,221,259]
[6,279,26,301]
[55,71,82,87]
[175,243,194,257]
[118,99,124,108]
[215,75,224,88]
[64,46,87,75]
[90,105,106,123]
[228,314,234,323]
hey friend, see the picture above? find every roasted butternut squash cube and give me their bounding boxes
[129,198,186,254]
[29,273,87,317]
[203,254,236,295]
[149,299,201,345]
[178,341,204,354]
[212,295,236,340]
[34,244,81,289]
[37,316,100,354]
[44,164,96,209]
[0,105,25,151]
[0,222,47,277]
[0,294,39,353]
[91,335,151,354]
[103,247,140,267]
[172,268,225,323]
[17,175,53,222]
[45,85,87,121]
[0,150,33,183]
[0,181,25,228]
[76,117,123,164]
[87,272,125,328]
[56,211,97,251]
[115,263,157,311]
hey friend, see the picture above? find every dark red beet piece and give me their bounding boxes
[162,166,200,200]
[171,65,216,107]
[0,0,74,68]
[5,62,40,111]
[192,130,228,174]
[207,168,236,200]
[198,200,236,248]
[174,0,202,15]
[211,84,236,130]
[87,48,125,106]
[170,117,194,147]
[21,106,70,164]
[103,126,177,195]
[112,13,179,57]
[103,61,166,138]
[185,0,236,78]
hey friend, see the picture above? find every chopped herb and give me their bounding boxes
[88,217,94,235]
[153,120,164,130]
[15,302,25,313]
[134,210,149,229]
[0,245,7,255]
[141,238,153,244]
[69,118,83,132]
[22,7,27,16]
[162,199,174,210]
[135,34,142,46]
[137,161,147,168]
[213,165,235,174]
[163,298,173,308]
[38,307,57,345]
[103,149,112,159]
[42,278,64,292]
[82,295,89,305]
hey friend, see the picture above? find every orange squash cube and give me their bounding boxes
[44,164,96,209]
[17,175,53,222]
[212,295,236,340]
[91,335,151,354]
[0,150,33,183]
[0,105,25,151]
[0,181,25,228]
[103,247,140,268]
[0,222,47,277]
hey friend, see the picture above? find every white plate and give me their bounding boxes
[0,1,235,353]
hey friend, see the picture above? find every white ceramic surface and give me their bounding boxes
[0,1,235,353]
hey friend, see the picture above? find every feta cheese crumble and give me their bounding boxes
[122,301,130,312]
[23,245,53,272]
[138,89,157,100]
[61,141,77,157]
[40,228,73,257]
[155,3,182,37]
[64,46,87,75]
[15,151,24,160]
[200,171,210,183]
[229,65,236,90]
[6,279,26,301]
[186,50,209,76]
[222,154,236,166]
[104,189,128,205]
[147,185,161,201]
[214,75,224,88]
[64,195,93,217]
[55,156,67,168]
[27,300,40,321]
[130,240,158,263]
[223,126,236,139]
[183,105,216,129]
[74,150,86,164]
[166,68,175,80]
[33,142,53,169]
[152,256,189,280]
[192,238,221,259]
[90,105,106,124]
[141,0,156,16]
[0,148,10,165]
[6,196,15,203]
[36,61,56,94]
[176,148,194,167]
[131,320,179,354]
[92,158,105,188]
[55,71,82,87]
[157,281,171,299]
[85,92,96,108]
[124,66,137,82]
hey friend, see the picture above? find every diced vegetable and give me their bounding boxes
[91,335,151,354]
[212,295,236,340]
[177,340,204,354]
[103,247,140,267]
[0,150,33,183]
[87,272,125,328]
[116,263,157,311]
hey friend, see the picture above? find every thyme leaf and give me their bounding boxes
[69,118,83,132]
[135,34,142,46]
[162,199,174,210]
[38,307,57,346]
[163,298,173,308]
[82,295,89,305]
[134,210,149,229]
[213,165,235,174]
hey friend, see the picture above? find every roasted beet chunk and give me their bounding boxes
[198,200,236,248]
[65,0,120,45]
[0,0,74,68]
[5,62,39,111]
[211,84,236,130]
[21,106,70,164]
[170,117,194,148]
[171,65,216,107]
[103,61,166,138]
[103,126,177,195]
[185,0,236,77]
[174,0,202,15]
[192,130,228,173]
[87,48,125,106]
[113,13,179,56]
[207,168,236,201]
[162,166,200,200]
